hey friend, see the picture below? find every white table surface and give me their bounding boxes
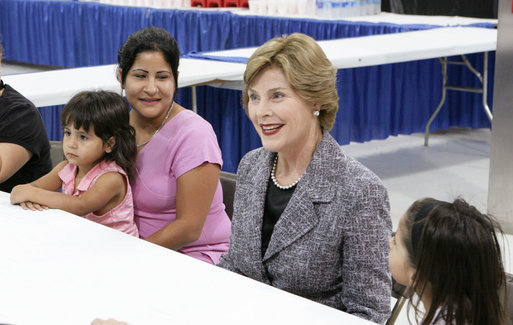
[331,12,497,25]
[2,58,246,108]
[233,11,498,27]
[202,26,497,70]
[0,191,375,325]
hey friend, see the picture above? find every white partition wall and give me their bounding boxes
[488,0,513,234]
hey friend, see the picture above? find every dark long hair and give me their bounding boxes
[402,197,506,325]
[60,91,136,179]
[117,26,180,97]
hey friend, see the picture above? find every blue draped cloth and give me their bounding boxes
[0,0,495,172]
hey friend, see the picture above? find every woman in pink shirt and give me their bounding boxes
[117,27,231,264]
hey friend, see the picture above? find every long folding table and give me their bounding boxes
[0,191,374,325]
[188,26,497,145]
[3,58,246,110]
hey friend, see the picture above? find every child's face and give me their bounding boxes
[63,124,112,171]
[389,212,416,286]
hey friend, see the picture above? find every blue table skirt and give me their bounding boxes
[1,0,494,172]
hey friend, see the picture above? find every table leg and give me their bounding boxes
[192,86,198,113]
[425,57,448,146]
[482,52,493,122]
[424,52,492,147]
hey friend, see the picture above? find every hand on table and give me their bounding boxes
[20,201,48,211]
[91,319,129,325]
[10,184,48,211]
[10,184,35,205]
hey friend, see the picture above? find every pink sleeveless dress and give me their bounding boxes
[58,160,139,237]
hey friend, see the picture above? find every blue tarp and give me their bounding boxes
[0,0,495,172]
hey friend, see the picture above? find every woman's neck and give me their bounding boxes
[130,103,184,132]
[274,127,323,184]
[130,109,166,132]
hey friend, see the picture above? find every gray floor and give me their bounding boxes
[2,61,511,323]
[341,127,491,229]
[342,128,511,263]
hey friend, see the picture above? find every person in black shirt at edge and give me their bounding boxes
[0,43,52,192]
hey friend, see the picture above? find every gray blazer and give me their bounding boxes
[218,132,392,323]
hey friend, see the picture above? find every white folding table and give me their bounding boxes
[2,58,246,112]
[197,26,497,146]
[0,191,374,325]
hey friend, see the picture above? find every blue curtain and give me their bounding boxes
[0,0,495,172]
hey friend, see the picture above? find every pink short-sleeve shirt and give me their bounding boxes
[132,109,231,264]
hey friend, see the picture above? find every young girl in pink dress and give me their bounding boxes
[10,90,138,236]
[389,197,507,324]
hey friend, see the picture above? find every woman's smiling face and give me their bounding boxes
[247,65,319,155]
[122,50,175,122]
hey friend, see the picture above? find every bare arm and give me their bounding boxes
[31,160,67,191]
[0,142,32,184]
[11,168,125,217]
[145,162,220,250]
[9,160,66,210]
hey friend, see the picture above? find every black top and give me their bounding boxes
[261,176,296,257]
[0,84,52,192]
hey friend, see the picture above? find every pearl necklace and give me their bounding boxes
[136,102,174,148]
[271,155,302,190]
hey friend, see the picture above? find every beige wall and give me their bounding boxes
[488,0,513,234]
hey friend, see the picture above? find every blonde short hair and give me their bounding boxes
[242,33,339,131]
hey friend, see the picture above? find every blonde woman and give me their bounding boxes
[218,33,392,323]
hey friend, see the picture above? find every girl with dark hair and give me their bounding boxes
[389,197,507,324]
[10,90,138,237]
[117,26,231,264]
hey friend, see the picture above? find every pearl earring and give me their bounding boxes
[313,111,320,117]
